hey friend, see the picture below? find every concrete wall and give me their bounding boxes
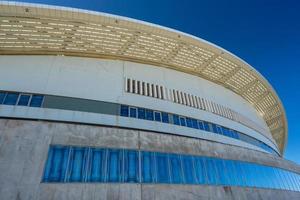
[0,55,276,150]
[0,119,299,200]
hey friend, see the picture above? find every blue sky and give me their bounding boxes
[10,0,300,163]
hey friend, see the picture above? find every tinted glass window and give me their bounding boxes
[172,114,180,125]
[29,95,44,107]
[194,157,207,184]
[161,112,169,123]
[120,105,129,117]
[18,94,30,106]
[154,111,161,122]
[169,154,183,184]
[124,150,139,183]
[129,107,137,118]
[186,118,193,128]
[87,148,106,182]
[69,147,88,182]
[138,108,146,119]
[192,119,199,129]
[180,117,186,126]
[198,121,205,130]
[145,109,154,121]
[0,91,6,104]
[141,151,156,183]
[156,153,170,183]
[182,155,196,184]
[3,92,19,105]
[107,149,122,182]
[203,122,211,132]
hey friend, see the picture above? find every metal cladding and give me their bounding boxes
[0,1,287,154]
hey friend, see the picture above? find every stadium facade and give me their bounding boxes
[0,1,300,199]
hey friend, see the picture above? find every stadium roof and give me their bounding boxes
[0,1,287,154]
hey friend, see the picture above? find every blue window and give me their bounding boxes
[186,118,193,128]
[69,147,88,182]
[0,91,6,104]
[193,157,207,184]
[129,107,137,118]
[212,124,218,133]
[138,108,146,119]
[43,146,70,182]
[29,95,44,107]
[161,112,169,123]
[156,153,170,183]
[192,119,199,129]
[107,149,122,182]
[203,122,211,132]
[172,114,180,125]
[216,126,223,135]
[182,155,196,184]
[214,159,227,185]
[141,151,156,183]
[205,158,218,185]
[124,150,139,183]
[198,121,205,130]
[17,94,30,106]
[120,105,129,117]
[145,109,154,121]
[87,148,106,182]
[42,145,300,190]
[180,117,186,126]
[3,92,19,105]
[169,154,183,184]
[154,111,161,122]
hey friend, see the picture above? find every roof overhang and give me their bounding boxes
[0,1,288,155]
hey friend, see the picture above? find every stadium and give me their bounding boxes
[0,1,300,199]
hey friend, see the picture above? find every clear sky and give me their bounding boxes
[9,0,300,163]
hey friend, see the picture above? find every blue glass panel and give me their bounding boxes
[234,161,246,187]
[161,112,169,123]
[3,92,19,105]
[180,117,186,126]
[124,150,139,183]
[193,157,207,184]
[43,146,54,182]
[198,121,205,130]
[69,147,88,182]
[214,159,227,185]
[87,148,105,182]
[186,118,193,128]
[129,107,137,118]
[156,153,170,183]
[216,126,223,135]
[205,158,218,185]
[182,155,196,184]
[222,160,234,186]
[145,109,154,121]
[225,160,238,186]
[169,154,183,184]
[29,95,44,107]
[138,108,146,119]
[172,114,180,125]
[17,94,30,106]
[120,105,129,117]
[0,91,6,104]
[47,146,70,182]
[212,124,218,133]
[107,149,122,182]
[141,151,156,183]
[154,111,161,122]
[273,168,284,189]
[203,122,211,132]
[191,119,199,129]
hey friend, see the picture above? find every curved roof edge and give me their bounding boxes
[0,1,287,155]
